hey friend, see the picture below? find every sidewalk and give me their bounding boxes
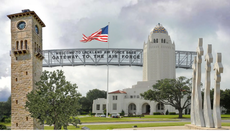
[114,126,230,130]
[113,126,189,130]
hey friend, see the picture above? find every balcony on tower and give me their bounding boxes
[12,46,29,55]
[35,48,44,60]
[12,40,29,55]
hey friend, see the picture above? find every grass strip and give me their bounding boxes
[0,122,11,126]
[79,116,180,123]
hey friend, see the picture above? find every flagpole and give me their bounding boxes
[106,22,110,118]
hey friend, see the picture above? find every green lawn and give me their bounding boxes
[2,114,230,130]
[221,114,230,120]
[0,122,11,126]
[78,115,180,123]
[44,122,230,130]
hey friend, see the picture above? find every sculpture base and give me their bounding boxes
[185,124,229,130]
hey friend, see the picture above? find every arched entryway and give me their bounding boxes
[156,102,165,114]
[142,103,150,115]
[128,103,136,115]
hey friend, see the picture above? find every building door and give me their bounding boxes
[146,105,150,113]
[142,103,150,115]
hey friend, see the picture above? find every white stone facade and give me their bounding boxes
[92,23,183,116]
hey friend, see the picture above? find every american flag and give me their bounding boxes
[80,25,108,43]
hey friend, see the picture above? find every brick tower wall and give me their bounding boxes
[9,11,44,130]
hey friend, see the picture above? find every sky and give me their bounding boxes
[0,0,230,101]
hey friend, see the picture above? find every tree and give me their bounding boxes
[25,70,81,130]
[0,95,11,121]
[140,76,191,118]
[86,89,107,111]
[78,96,91,114]
[222,89,230,113]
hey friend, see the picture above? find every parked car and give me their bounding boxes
[111,114,119,118]
[100,114,106,117]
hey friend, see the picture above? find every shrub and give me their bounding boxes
[185,109,187,115]
[0,124,7,130]
[126,114,144,117]
[4,117,11,123]
[169,112,176,115]
[137,114,144,117]
[128,113,133,117]
[0,116,7,122]
[120,110,125,116]
[90,112,96,116]
[153,112,161,115]
[165,110,169,115]
[80,111,88,115]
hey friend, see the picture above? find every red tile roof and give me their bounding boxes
[108,90,127,94]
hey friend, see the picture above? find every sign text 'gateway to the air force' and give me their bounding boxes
[51,50,141,60]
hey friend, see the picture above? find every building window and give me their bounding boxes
[96,104,100,110]
[164,39,166,43]
[26,117,28,121]
[113,103,117,110]
[154,39,155,43]
[157,102,164,110]
[16,41,19,50]
[130,103,136,110]
[34,42,36,52]
[16,123,18,127]
[156,39,158,43]
[25,40,27,49]
[15,78,18,81]
[130,95,133,98]
[26,71,28,75]
[16,100,18,104]
[161,39,163,43]
[113,95,117,100]
[20,40,23,50]
[103,104,106,110]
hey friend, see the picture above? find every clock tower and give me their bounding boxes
[7,9,45,130]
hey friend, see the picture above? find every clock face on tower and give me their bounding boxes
[17,21,26,30]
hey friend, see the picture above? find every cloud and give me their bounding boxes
[0,76,11,102]
[0,87,10,102]
[0,0,230,100]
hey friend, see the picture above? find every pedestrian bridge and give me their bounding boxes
[42,48,196,69]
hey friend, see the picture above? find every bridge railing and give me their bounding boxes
[42,48,196,69]
[175,50,197,69]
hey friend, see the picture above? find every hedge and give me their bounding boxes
[169,112,176,115]
[153,112,161,115]
[126,114,144,117]
[0,124,7,130]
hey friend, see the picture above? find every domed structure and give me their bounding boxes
[153,23,168,34]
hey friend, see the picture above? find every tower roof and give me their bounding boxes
[153,23,168,34]
[7,9,46,27]
[108,90,127,94]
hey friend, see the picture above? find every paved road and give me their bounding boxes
[81,119,230,125]
[81,119,190,125]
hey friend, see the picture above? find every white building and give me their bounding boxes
[92,23,185,116]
